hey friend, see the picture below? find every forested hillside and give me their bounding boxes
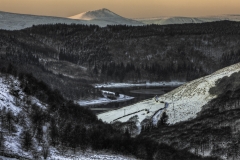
[1,21,240,100]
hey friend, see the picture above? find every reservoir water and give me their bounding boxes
[89,86,178,114]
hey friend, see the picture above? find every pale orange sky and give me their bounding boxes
[0,0,240,18]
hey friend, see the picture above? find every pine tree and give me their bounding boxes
[42,143,50,160]
[70,125,81,153]
[0,131,5,151]
[49,118,59,147]
[5,110,16,134]
[157,112,168,127]
[36,125,43,144]
[80,127,88,152]
[21,130,32,151]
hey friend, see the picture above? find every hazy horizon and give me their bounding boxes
[0,0,240,19]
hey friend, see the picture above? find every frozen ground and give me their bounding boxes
[94,81,185,88]
[0,156,17,160]
[50,148,136,160]
[98,62,240,125]
[77,90,134,106]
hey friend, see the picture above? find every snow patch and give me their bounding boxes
[0,9,142,30]
[94,81,185,88]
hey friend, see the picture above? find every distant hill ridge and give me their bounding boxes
[136,14,240,25]
[0,8,143,30]
[1,9,240,30]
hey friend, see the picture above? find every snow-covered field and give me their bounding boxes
[98,98,165,124]
[98,62,240,125]
[94,81,185,88]
[77,90,134,106]
[50,149,136,160]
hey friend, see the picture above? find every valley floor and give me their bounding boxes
[77,90,134,106]
[94,81,185,88]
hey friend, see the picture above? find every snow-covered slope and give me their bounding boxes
[0,9,142,30]
[0,76,45,158]
[0,75,135,160]
[0,11,88,30]
[98,62,240,125]
[137,17,204,25]
[137,15,240,25]
[68,8,143,26]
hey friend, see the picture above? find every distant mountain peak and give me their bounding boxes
[68,8,123,20]
[98,8,111,12]
[85,8,113,14]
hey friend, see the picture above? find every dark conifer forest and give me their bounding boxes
[1,21,240,99]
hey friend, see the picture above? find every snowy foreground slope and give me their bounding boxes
[0,75,135,160]
[0,9,142,30]
[98,62,240,125]
[0,76,41,158]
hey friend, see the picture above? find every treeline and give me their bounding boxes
[99,61,206,82]
[143,62,206,81]
[100,62,140,82]
[30,23,100,36]
[220,49,240,68]
[106,21,240,37]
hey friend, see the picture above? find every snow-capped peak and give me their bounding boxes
[69,8,125,20]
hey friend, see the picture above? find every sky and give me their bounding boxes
[0,0,240,18]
